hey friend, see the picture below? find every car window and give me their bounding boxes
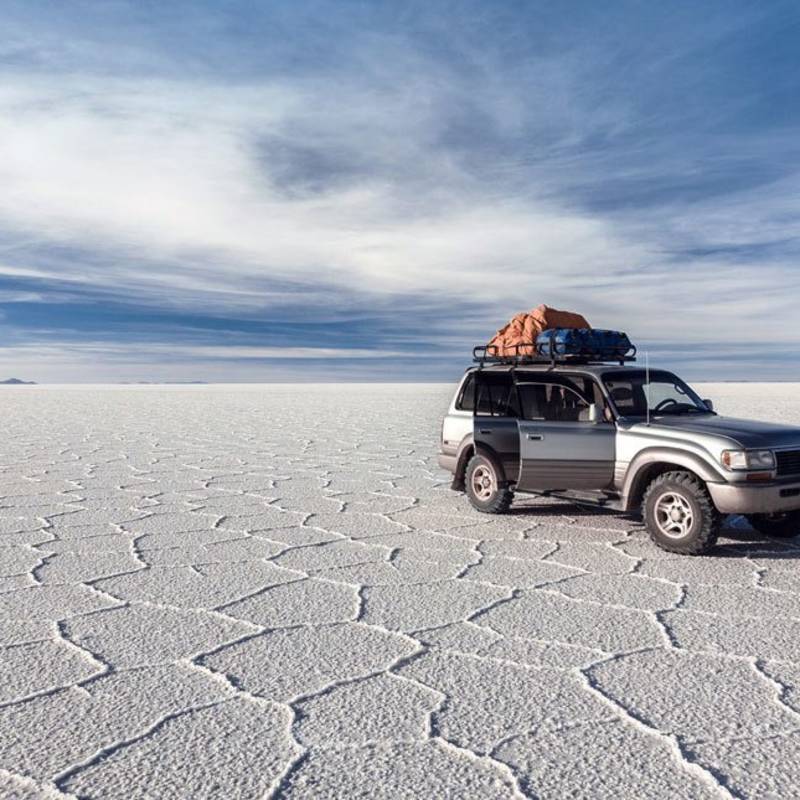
[603,370,708,417]
[456,374,476,411]
[512,373,611,422]
[458,372,520,417]
[477,374,520,417]
[460,372,611,420]
[517,382,591,422]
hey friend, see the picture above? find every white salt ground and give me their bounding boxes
[0,383,799,799]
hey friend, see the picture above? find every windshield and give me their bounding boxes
[602,370,711,417]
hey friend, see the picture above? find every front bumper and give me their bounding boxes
[708,479,800,514]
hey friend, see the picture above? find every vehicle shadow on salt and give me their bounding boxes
[502,499,800,559]
[709,516,800,559]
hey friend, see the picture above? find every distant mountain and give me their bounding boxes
[0,378,36,385]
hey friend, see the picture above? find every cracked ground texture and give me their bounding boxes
[1,382,799,800]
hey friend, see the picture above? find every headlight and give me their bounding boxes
[721,450,775,470]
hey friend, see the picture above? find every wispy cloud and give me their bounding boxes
[0,342,407,360]
[0,1,799,380]
[0,73,645,303]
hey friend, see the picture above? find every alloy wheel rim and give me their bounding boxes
[654,491,694,538]
[471,465,496,501]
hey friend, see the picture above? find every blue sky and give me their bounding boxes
[1,0,799,382]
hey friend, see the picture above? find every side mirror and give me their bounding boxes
[703,398,714,412]
[588,403,599,423]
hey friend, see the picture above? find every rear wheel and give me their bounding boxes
[747,512,800,539]
[642,471,720,555]
[465,453,513,514]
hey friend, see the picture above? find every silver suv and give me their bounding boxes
[439,361,800,554]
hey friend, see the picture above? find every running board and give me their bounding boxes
[517,488,625,512]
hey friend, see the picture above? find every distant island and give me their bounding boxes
[0,378,36,385]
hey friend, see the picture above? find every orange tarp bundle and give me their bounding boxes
[488,304,590,356]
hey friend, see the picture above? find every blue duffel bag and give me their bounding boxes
[535,328,635,361]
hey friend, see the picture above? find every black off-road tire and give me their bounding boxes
[747,512,800,539]
[642,471,720,555]
[465,453,513,514]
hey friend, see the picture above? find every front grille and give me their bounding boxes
[776,449,800,476]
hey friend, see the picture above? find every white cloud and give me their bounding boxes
[0,72,648,308]
[0,35,798,369]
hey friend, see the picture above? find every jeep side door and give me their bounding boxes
[515,376,615,490]
[470,371,520,483]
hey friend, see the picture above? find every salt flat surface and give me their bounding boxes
[1,382,799,799]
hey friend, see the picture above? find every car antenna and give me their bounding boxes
[645,350,651,426]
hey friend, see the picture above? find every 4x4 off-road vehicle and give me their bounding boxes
[438,331,800,554]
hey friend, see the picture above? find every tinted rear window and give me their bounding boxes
[457,372,520,417]
[456,374,476,411]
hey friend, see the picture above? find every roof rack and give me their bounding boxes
[472,341,637,368]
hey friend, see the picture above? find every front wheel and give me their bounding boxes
[747,512,800,538]
[642,471,720,555]
[465,453,513,514]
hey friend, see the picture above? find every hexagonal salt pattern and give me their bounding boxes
[1,382,800,799]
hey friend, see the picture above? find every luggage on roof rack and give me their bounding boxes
[473,328,636,366]
[536,328,635,362]
[488,305,591,357]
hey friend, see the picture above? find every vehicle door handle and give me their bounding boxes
[527,433,544,441]
[479,429,492,435]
